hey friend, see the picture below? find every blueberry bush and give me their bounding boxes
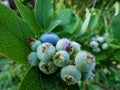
[0,0,120,90]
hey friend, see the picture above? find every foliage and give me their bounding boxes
[0,58,27,90]
[0,0,120,90]
[0,3,34,65]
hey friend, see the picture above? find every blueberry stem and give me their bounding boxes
[83,82,86,90]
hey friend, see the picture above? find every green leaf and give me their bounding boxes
[110,44,120,49]
[80,9,91,34]
[111,15,120,41]
[14,0,42,37]
[56,2,66,13]
[72,18,83,38]
[0,4,34,65]
[41,73,79,90]
[35,0,53,29]
[114,50,120,62]
[88,9,100,30]
[57,31,73,39]
[90,85,103,90]
[54,9,79,34]
[114,2,119,16]
[19,67,79,90]
[94,50,111,61]
[19,67,43,90]
[47,20,61,32]
[109,39,120,49]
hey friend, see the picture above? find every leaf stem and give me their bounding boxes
[83,82,86,90]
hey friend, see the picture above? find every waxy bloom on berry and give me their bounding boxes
[28,52,39,66]
[56,38,73,54]
[75,51,96,72]
[37,43,55,61]
[53,50,70,67]
[61,65,81,85]
[39,61,58,75]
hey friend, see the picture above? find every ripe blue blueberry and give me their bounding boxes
[53,50,70,67]
[56,38,73,54]
[61,65,81,85]
[75,51,96,72]
[37,43,55,61]
[28,52,39,66]
[40,32,60,45]
[39,61,58,75]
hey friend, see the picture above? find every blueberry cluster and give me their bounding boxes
[90,35,109,53]
[28,32,96,85]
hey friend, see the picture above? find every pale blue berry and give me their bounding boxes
[91,35,100,41]
[92,47,101,53]
[90,41,99,48]
[40,32,60,45]
[31,40,41,51]
[39,61,58,75]
[75,51,96,72]
[102,43,109,50]
[61,65,81,85]
[83,71,94,82]
[37,43,55,61]
[28,52,39,66]
[53,50,70,67]
[29,37,41,51]
[71,41,81,55]
[56,38,73,54]
[96,36,105,43]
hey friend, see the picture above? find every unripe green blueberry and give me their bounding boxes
[83,71,94,82]
[39,61,58,75]
[96,36,105,43]
[56,38,73,54]
[29,37,41,51]
[75,51,96,72]
[28,52,39,66]
[61,65,81,85]
[92,47,101,53]
[103,68,110,75]
[71,41,81,55]
[90,41,99,48]
[37,43,55,61]
[102,43,109,50]
[53,50,70,67]
[31,40,41,51]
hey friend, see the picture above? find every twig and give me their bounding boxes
[83,82,86,90]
